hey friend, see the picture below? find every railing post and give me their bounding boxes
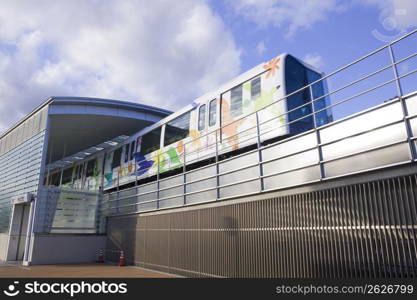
[309,85,325,180]
[183,143,187,205]
[388,44,404,97]
[215,129,220,200]
[388,44,417,161]
[255,112,265,191]
[95,189,102,233]
[156,154,160,209]
[116,169,120,214]
[117,167,120,191]
[134,158,138,212]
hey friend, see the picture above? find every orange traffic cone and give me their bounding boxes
[97,249,104,263]
[118,250,126,266]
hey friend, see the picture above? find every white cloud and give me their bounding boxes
[303,53,324,69]
[256,40,267,56]
[0,0,241,133]
[226,0,346,36]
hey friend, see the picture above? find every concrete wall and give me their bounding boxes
[29,234,106,265]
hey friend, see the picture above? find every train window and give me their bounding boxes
[307,69,333,126]
[86,159,96,177]
[164,112,190,146]
[230,85,243,117]
[198,104,206,131]
[129,141,135,160]
[111,147,123,169]
[61,167,73,184]
[124,145,129,163]
[141,127,161,155]
[285,55,313,134]
[209,99,217,127]
[251,77,261,101]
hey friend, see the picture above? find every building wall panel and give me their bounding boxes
[106,173,417,278]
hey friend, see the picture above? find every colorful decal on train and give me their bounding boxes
[99,56,288,189]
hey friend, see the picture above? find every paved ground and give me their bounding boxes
[0,263,178,278]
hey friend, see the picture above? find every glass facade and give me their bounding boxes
[35,187,99,234]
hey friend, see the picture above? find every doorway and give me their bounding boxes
[6,203,31,261]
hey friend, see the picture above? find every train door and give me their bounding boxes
[196,102,208,161]
[208,98,219,157]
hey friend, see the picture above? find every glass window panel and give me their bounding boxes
[230,85,243,117]
[129,141,135,160]
[285,55,313,134]
[164,112,190,146]
[86,159,96,177]
[198,104,206,131]
[50,172,61,186]
[124,145,129,163]
[62,167,73,184]
[141,127,161,155]
[251,77,261,101]
[209,99,217,127]
[111,148,123,169]
[75,164,83,180]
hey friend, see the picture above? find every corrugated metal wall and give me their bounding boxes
[0,130,47,233]
[106,174,417,278]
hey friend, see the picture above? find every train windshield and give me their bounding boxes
[285,55,332,134]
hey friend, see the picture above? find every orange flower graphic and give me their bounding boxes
[263,57,280,78]
[221,99,245,151]
[176,140,184,153]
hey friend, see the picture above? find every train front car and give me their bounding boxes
[217,53,332,154]
[283,54,333,135]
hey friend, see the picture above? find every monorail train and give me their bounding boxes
[46,53,332,191]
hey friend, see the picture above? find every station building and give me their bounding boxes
[0,97,171,264]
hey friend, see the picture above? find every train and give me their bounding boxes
[46,53,332,192]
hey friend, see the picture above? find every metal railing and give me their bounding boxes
[102,29,417,216]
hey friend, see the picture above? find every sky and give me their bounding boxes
[0,0,416,134]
